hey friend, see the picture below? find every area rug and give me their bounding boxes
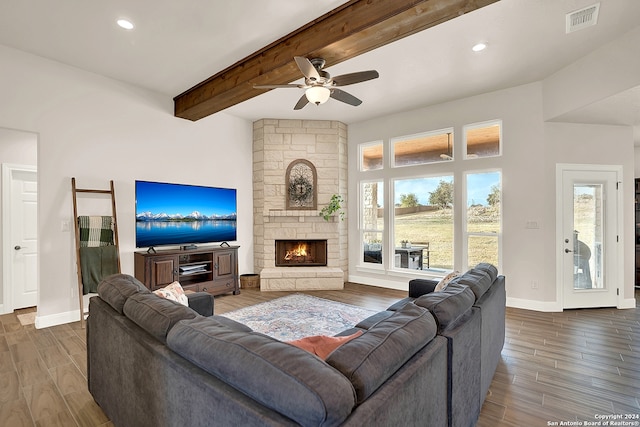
[17,312,36,326]
[221,294,378,341]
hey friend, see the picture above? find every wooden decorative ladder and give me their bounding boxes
[71,178,121,328]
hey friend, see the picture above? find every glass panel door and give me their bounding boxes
[572,184,603,289]
[560,166,618,309]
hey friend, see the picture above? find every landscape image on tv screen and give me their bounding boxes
[135,180,237,248]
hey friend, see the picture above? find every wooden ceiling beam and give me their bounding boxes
[174,0,499,121]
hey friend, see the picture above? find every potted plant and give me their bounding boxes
[319,194,345,221]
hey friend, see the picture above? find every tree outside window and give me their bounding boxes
[393,176,454,271]
[466,171,501,269]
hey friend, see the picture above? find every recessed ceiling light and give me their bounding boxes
[117,19,134,30]
[472,42,487,52]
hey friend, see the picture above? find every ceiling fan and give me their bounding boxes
[254,56,379,110]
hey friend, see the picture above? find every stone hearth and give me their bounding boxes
[253,119,347,291]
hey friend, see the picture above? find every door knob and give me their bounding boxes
[14,245,21,250]
[565,248,573,253]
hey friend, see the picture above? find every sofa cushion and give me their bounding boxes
[386,297,414,312]
[473,263,498,282]
[167,316,357,427]
[123,293,197,343]
[414,283,475,332]
[354,310,395,329]
[325,303,437,404]
[454,269,493,300]
[208,315,253,332]
[97,273,150,314]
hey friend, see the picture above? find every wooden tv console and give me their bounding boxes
[134,246,240,296]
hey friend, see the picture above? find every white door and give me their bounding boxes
[558,165,619,309]
[2,164,38,311]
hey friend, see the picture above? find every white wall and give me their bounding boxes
[545,122,634,307]
[543,27,640,122]
[0,128,37,164]
[348,81,636,310]
[348,83,548,299]
[0,44,254,326]
[347,26,640,311]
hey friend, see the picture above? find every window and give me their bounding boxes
[393,176,454,271]
[392,129,454,167]
[361,181,384,266]
[465,171,501,269]
[360,141,383,171]
[464,120,501,159]
[357,121,502,276]
[573,184,604,289]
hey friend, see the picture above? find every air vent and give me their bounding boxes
[566,3,600,33]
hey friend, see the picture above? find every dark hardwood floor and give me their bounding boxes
[1,283,638,426]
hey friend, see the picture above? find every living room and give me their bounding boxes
[1,0,638,326]
[0,1,639,425]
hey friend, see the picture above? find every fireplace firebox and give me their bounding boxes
[275,239,328,267]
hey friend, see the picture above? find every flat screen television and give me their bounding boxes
[135,180,237,249]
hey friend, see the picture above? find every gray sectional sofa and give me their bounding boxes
[344,262,506,427]
[87,264,504,427]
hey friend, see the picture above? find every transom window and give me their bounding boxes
[464,120,501,159]
[392,128,454,167]
[360,141,383,171]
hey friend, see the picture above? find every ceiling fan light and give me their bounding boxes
[305,86,331,105]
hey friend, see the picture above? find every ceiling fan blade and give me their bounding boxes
[330,89,362,106]
[294,94,309,110]
[254,84,304,89]
[331,70,379,86]
[294,56,321,82]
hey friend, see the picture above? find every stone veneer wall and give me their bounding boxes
[253,119,348,291]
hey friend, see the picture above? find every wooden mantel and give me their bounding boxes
[173,0,499,121]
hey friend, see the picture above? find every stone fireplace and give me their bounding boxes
[253,119,348,291]
[275,239,328,267]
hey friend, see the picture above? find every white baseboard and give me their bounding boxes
[618,297,637,309]
[506,297,563,312]
[348,274,407,291]
[507,296,636,311]
[353,275,569,312]
[35,309,81,329]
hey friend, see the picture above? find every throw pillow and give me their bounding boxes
[288,331,363,360]
[153,281,188,306]
[435,271,459,292]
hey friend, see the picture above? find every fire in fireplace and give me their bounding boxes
[275,239,328,267]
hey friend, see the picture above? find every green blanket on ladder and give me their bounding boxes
[79,245,119,294]
[78,215,118,294]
